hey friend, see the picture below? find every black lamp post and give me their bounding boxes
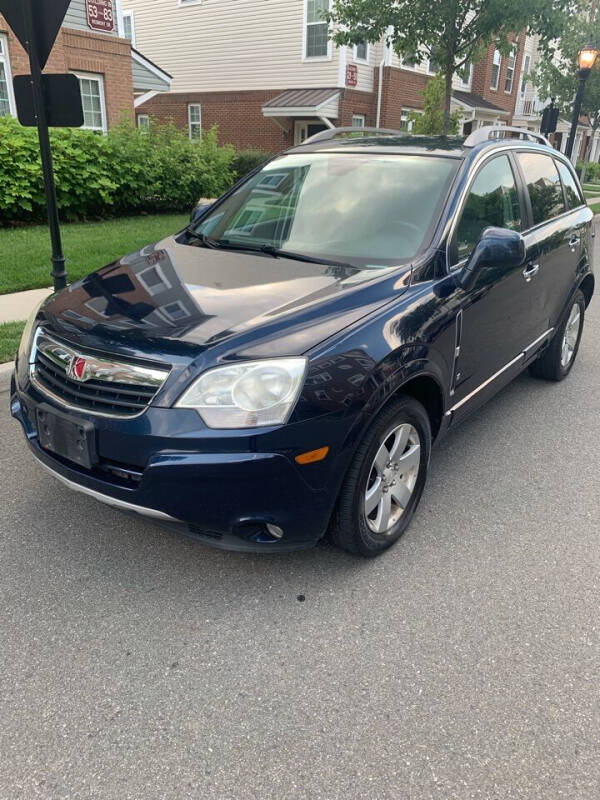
[565,43,599,160]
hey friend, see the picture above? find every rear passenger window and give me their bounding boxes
[556,160,584,209]
[455,155,522,263]
[517,152,565,226]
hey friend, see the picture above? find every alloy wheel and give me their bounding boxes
[561,303,581,369]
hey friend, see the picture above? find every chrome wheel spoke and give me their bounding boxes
[398,443,420,474]
[365,479,383,516]
[388,425,410,461]
[373,442,389,475]
[390,480,412,509]
[561,304,581,368]
[373,491,392,533]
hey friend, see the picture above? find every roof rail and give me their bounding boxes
[301,126,403,145]
[464,126,552,148]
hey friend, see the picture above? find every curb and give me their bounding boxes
[0,361,15,391]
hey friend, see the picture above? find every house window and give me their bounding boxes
[400,109,419,133]
[188,104,202,139]
[138,264,171,296]
[160,301,190,322]
[121,10,135,45]
[520,54,531,96]
[459,63,473,88]
[354,42,368,62]
[504,49,517,93]
[0,34,15,118]
[137,114,150,131]
[305,0,330,59]
[427,49,440,74]
[73,72,107,131]
[352,114,366,128]
[490,50,502,90]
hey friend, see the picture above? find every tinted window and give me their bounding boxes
[517,152,565,226]
[455,155,522,262]
[195,153,459,267]
[556,160,583,210]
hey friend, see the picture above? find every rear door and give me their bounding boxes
[514,151,575,334]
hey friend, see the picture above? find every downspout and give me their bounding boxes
[376,56,385,128]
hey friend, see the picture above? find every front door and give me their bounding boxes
[294,121,328,145]
[447,153,541,419]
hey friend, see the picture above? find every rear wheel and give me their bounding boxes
[330,395,431,557]
[530,291,585,381]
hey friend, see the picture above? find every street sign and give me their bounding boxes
[541,105,560,136]
[0,0,71,69]
[346,64,358,87]
[85,0,115,34]
[14,74,84,128]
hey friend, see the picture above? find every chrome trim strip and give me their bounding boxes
[445,328,554,416]
[33,452,178,522]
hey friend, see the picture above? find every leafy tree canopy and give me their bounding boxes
[329,0,578,133]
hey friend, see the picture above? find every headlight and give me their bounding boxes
[176,358,307,429]
[17,297,46,367]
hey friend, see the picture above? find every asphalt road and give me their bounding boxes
[1,240,599,800]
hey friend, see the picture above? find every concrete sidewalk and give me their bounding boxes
[0,287,53,324]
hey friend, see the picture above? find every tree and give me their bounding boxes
[409,75,463,135]
[329,0,577,135]
[534,4,600,181]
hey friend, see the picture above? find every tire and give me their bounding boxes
[330,395,431,557]
[529,290,585,382]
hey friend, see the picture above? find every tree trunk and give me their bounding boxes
[580,122,598,185]
[443,68,453,136]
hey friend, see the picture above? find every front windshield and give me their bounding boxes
[193,152,458,267]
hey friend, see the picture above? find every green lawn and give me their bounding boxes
[0,213,188,295]
[0,321,25,364]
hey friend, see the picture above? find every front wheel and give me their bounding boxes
[330,395,431,557]
[530,291,585,382]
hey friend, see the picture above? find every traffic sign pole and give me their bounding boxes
[22,0,67,291]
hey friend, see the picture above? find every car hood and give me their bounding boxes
[39,234,412,362]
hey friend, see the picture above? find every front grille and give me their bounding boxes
[32,330,170,418]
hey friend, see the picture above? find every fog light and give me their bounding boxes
[266,523,284,540]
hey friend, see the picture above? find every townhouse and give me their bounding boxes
[0,0,171,132]
[122,0,526,150]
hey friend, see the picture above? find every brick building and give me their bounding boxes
[0,0,170,132]
[121,0,525,151]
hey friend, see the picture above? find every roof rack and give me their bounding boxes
[464,126,551,148]
[301,126,402,145]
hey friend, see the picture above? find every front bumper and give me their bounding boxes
[11,374,347,552]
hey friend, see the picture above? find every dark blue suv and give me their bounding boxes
[11,127,595,556]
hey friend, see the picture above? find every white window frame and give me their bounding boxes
[520,54,531,96]
[188,103,202,140]
[121,9,136,45]
[490,50,502,91]
[0,33,16,118]
[160,301,190,322]
[138,264,171,296]
[353,42,369,64]
[351,114,366,128]
[459,63,473,89]
[137,113,150,131]
[72,71,107,132]
[303,0,333,62]
[504,49,517,94]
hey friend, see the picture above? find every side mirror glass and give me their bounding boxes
[458,227,526,292]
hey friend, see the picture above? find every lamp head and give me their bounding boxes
[578,43,599,74]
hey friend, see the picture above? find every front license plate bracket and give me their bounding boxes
[36,404,98,470]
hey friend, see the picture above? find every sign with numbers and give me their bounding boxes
[346,64,358,87]
[86,0,115,33]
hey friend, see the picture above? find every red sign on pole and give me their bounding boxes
[86,0,115,33]
[346,64,358,87]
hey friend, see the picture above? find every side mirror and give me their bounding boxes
[190,202,214,223]
[458,227,526,292]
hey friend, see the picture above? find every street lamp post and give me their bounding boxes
[565,43,599,160]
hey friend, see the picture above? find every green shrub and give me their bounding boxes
[577,159,600,183]
[0,117,236,225]
[230,149,270,181]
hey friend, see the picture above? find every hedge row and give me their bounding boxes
[0,118,268,225]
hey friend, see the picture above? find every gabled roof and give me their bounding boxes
[452,91,508,115]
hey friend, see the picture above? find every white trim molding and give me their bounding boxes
[134,90,159,108]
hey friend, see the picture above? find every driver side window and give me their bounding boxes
[455,155,522,264]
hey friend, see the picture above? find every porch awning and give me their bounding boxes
[452,91,509,116]
[262,88,340,119]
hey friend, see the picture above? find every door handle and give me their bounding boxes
[569,235,581,251]
[523,263,540,282]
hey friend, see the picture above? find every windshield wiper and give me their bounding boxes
[184,227,220,249]
[217,239,355,270]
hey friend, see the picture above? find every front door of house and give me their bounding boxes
[294,121,328,145]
